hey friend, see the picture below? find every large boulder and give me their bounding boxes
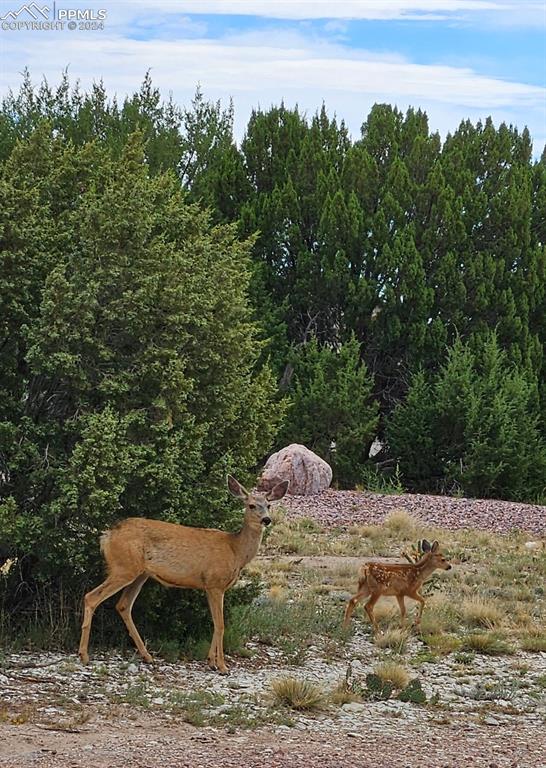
[257,444,332,496]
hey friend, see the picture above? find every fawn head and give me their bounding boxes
[421,539,452,570]
[228,475,289,529]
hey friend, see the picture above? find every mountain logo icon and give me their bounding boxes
[1,3,50,20]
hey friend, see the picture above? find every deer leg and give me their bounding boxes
[364,593,381,631]
[79,575,135,664]
[115,575,152,663]
[396,595,407,627]
[206,589,227,674]
[343,583,370,628]
[410,590,426,626]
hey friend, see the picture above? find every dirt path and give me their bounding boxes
[2,714,545,768]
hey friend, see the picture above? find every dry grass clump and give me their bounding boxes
[422,633,462,655]
[519,629,546,652]
[383,509,420,538]
[374,628,409,653]
[419,607,458,636]
[462,632,514,656]
[268,585,287,601]
[271,677,324,711]
[330,681,362,706]
[350,524,386,542]
[459,597,504,629]
[374,661,410,690]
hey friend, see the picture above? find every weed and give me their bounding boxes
[422,633,462,655]
[374,628,409,653]
[453,651,476,665]
[360,464,405,496]
[271,677,324,711]
[374,661,410,690]
[462,633,514,656]
[519,632,546,652]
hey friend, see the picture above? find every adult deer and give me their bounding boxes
[78,475,289,672]
[343,540,452,630]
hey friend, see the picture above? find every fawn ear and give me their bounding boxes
[421,539,431,552]
[431,540,439,553]
[267,479,289,501]
[227,475,249,500]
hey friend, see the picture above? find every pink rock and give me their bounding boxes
[257,444,332,496]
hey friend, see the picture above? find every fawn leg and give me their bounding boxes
[410,590,426,626]
[343,584,370,628]
[396,595,407,626]
[115,575,152,663]
[364,593,381,631]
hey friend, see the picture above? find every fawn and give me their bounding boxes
[78,475,288,673]
[343,539,452,630]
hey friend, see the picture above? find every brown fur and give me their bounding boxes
[343,540,452,630]
[78,476,288,673]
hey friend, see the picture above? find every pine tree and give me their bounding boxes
[279,337,379,487]
[0,128,280,640]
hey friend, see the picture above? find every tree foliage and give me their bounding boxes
[387,335,546,501]
[279,337,379,487]
[0,106,280,645]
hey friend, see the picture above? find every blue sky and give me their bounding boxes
[1,0,545,152]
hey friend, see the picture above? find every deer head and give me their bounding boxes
[420,539,452,570]
[227,475,289,529]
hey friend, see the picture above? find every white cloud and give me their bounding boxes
[125,0,544,25]
[1,24,544,154]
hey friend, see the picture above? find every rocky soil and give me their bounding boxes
[281,489,546,535]
[1,630,545,767]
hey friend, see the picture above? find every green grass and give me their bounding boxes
[461,632,514,656]
[225,596,350,663]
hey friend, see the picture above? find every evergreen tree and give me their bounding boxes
[279,337,379,487]
[387,334,546,501]
[0,126,279,642]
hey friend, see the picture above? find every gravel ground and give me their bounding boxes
[1,641,545,768]
[2,718,546,768]
[281,489,546,535]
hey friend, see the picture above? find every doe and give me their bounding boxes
[343,539,451,630]
[78,475,288,672]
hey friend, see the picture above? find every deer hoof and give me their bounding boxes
[207,658,229,674]
[79,652,89,665]
[142,653,153,664]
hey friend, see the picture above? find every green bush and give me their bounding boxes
[0,126,280,648]
[387,334,546,501]
[278,336,379,486]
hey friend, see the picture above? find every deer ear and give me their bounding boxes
[227,475,249,500]
[421,539,431,552]
[431,540,439,553]
[266,480,289,501]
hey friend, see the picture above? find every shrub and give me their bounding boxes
[387,334,546,502]
[374,661,410,689]
[0,128,279,649]
[271,678,324,711]
[278,336,379,487]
